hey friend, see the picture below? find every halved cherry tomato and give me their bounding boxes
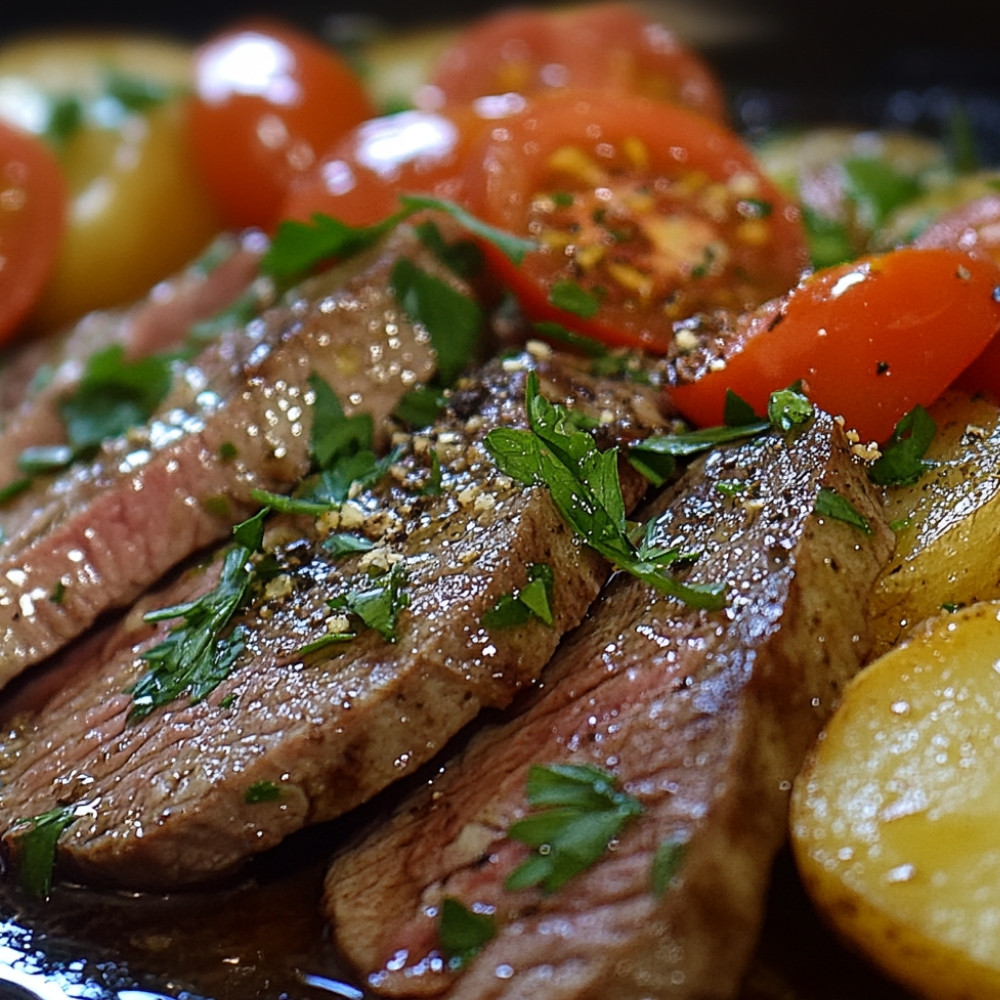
[279,95,525,227]
[0,120,66,343]
[669,246,1000,442]
[187,19,377,230]
[424,2,726,122]
[463,91,808,352]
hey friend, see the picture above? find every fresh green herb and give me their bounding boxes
[941,601,965,613]
[328,561,409,642]
[262,194,534,282]
[486,373,725,610]
[219,692,236,709]
[128,509,268,721]
[548,280,601,318]
[715,479,749,497]
[801,206,855,270]
[651,838,687,896]
[843,156,923,231]
[414,219,484,280]
[390,257,483,385]
[767,387,814,432]
[815,487,872,535]
[889,516,912,533]
[10,805,77,898]
[438,897,497,969]
[244,780,282,804]
[505,763,643,893]
[0,476,31,504]
[101,69,174,114]
[323,532,376,557]
[868,405,937,486]
[723,389,761,427]
[394,386,448,429]
[482,563,554,629]
[218,441,238,461]
[421,449,443,496]
[49,580,66,604]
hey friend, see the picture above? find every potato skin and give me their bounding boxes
[867,390,1000,659]
[791,600,1000,999]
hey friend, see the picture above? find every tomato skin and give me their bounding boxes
[669,247,1000,443]
[425,3,726,122]
[463,91,808,353]
[188,19,377,230]
[279,96,525,227]
[0,120,67,343]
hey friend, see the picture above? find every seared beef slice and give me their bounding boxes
[0,228,445,687]
[324,410,894,1000]
[0,349,670,890]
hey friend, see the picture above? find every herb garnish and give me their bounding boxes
[814,487,873,535]
[505,763,643,893]
[9,805,78,898]
[868,404,937,486]
[482,563,555,629]
[485,373,725,610]
[244,780,282,804]
[438,897,497,969]
[328,561,410,643]
[651,837,687,896]
[548,280,602,318]
[128,509,268,721]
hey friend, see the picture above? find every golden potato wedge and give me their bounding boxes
[868,389,1000,659]
[791,600,1000,999]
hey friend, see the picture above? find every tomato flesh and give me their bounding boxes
[465,91,808,352]
[0,120,66,343]
[425,3,726,123]
[188,20,377,230]
[669,247,1000,442]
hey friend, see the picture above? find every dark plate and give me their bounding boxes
[0,3,997,999]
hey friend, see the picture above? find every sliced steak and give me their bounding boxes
[323,409,895,1000]
[0,230,265,479]
[0,226,450,688]
[0,347,671,890]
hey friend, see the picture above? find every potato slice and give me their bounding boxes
[791,600,1000,999]
[868,389,1000,659]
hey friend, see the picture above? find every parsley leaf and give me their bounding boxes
[328,561,409,642]
[484,373,725,610]
[128,509,267,721]
[815,487,873,535]
[390,257,483,386]
[245,780,282,804]
[482,563,554,629]
[438,897,497,969]
[651,837,687,896]
[767,387,814,432]
[10,805,77,898]
[548,280,601,318]
[868,404,937,486]
[505,763,643,893]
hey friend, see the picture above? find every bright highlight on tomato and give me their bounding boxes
[188,20,377,230]
[424,2,727,123]
[463,91,808,353]
[0,120,66,344]
[669,246,1000,443]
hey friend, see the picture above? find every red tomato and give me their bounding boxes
[0,121,67,343]
[463,91,808,353]
[187,19,377,230]
[424,2,726,122]
[669,247,1000,442]
[279,96,525,227]
[913,194,1000,399]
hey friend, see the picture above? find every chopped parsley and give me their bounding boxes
[9,805,78,898]
[548,280,602,318]
[651,837,687,896]
[482,563,554,629]
[328,561,409,643]
[868,404,937,486]
[128,509,268,721]
[505,763,643,893]
[485,373,725,610]
[438,897,497,970]
[815,487,873,535]
[244,780,282,804]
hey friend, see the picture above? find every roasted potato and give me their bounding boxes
[791,600,1000,999]
[867,389,1000,659]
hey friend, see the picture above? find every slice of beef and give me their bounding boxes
[0,225,451,689]
[0,346,672,891]
[322,409,895,1000]
[0,230,265,480]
